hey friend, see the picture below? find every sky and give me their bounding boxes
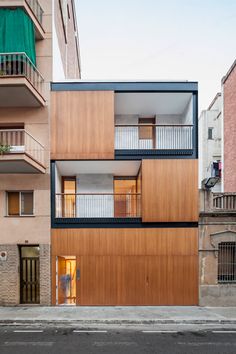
[75,0,236,112]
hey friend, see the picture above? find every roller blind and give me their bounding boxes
[0,8,36,65]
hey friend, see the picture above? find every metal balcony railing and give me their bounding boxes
[0,129,45,166]
[55,193,141,218]
[26,0,44,25]
[0,52,44,96]
[115,124,193,150]
[213,193,236,211]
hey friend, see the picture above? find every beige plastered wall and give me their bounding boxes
[0,0,52,305]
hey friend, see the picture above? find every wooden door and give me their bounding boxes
[114,178,137,217]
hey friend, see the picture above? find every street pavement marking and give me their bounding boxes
[212,330,236,333]
[3,342,54,347]
[73,330,108,333]
[142,330,178,333]
[93,341,137,347]
[13,330,44,333]
[178,342,236,346]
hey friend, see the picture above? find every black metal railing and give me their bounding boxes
[0,52,44,96]
[218,242,236,283]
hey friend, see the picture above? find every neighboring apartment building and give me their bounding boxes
[222,60,236,192]
[199,59,236,306]
[198,93,222,192]
[0,0,80,305]
[50,81,199,306]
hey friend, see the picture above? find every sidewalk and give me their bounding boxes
[0,306,236,325]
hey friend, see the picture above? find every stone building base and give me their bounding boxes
[200,285,236,306]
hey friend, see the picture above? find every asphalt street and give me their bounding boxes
[1,326,236,354]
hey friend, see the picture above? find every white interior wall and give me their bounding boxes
[181,96,193,124]
[76,174,114,217]
[55,163,61,194]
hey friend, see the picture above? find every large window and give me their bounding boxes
[7,191,34,216]
[218,242,236,283]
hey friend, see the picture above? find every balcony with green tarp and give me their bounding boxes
[0,0,45,39]
[0,8,45,106]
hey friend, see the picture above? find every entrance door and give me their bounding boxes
[20,246,40,304]
[57,256,76,305]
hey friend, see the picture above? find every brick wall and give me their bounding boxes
[223,64,236,192]
[0,245,19,305]
[40,244,51,305]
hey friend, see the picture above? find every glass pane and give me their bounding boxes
[58,256,76,305]
[21,192,33,215]
[8,192,20,216]
[21,246,39,258]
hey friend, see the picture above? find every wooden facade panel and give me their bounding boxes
[52,254,198,306]
[51,228,198,256]
[51,228,198,306]
[51,91,114,159]
[142,159,198,222]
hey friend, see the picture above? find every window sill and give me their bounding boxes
[5,215,35,218]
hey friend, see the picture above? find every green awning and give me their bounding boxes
[0,8,36,65]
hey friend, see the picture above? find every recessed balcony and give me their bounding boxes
[0,0,45,39]
[114,91,195,157]
[0,52,45,107]
[0,129,46,173]
[53,160,142,224]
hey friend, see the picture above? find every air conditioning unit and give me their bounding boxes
[0,251,7,261]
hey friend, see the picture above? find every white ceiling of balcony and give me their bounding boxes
[56,160,141,176]
[115,92,192,115]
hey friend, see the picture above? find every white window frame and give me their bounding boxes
[6,191,34,217]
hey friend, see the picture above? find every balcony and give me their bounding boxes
[0,52,45,107]
[52,160,142,225]
[0,0,45,39]
[55,193,141,218]
[115,124,193,151]
[213,193,236,211]
[114,91,196,157]
[0,129,45,173]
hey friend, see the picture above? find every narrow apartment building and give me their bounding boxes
[51,81,199,305]
[0,0,80,305]
[198,93,222,192]
[199,59,236,306]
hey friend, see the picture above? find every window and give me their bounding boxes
[208,127,213,140]
[139,117,156,140]
[114,177,138,217]
[218,242,236,283]
[61,177,76,217]
[212,160,222,178]
[59,0,68,43]
[7,191,34,216]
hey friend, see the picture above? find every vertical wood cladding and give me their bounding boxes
[142,159,198,222]
[51,228,198,305]
[51,91,115,159]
